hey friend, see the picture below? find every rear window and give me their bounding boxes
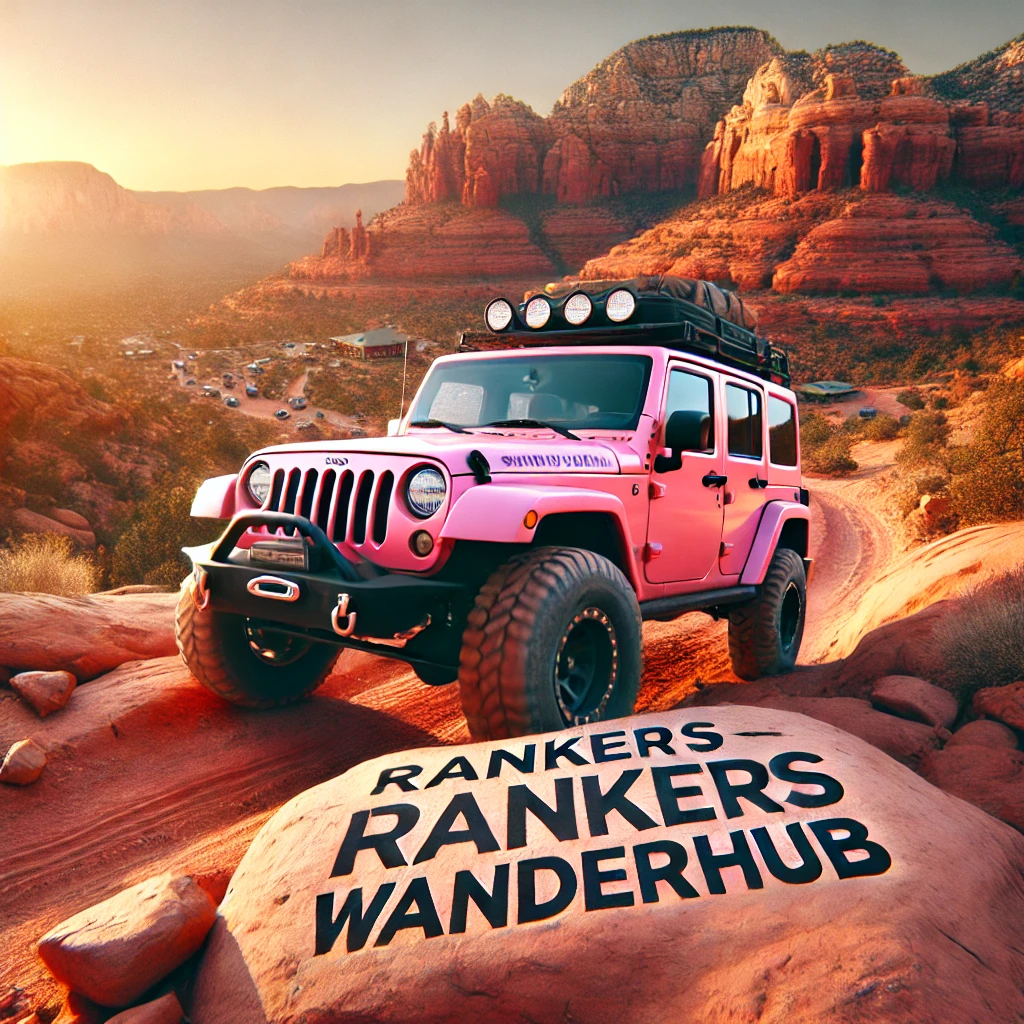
[768,396,798,466]
[726,384,763,459]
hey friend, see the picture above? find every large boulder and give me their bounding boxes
[946,719,1019,750]
[0,592,178,680]
[38,874,216,1007]
[193,707,1024,1023]
[920,745,1024,833]
[0,738,46,785]
[974,681,1024,731]
[870,675,959,729]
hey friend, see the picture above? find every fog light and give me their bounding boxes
[411,530,434,557]
[523,510,538,529]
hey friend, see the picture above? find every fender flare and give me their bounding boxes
[440,484,639,584]
[739,501,811,585]
[191,474,238,520]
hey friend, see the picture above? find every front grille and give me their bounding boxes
[264,466,394,548]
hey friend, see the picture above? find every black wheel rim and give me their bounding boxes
[245,619,311,667]
[779,582,802,653]
[554,606,618,726]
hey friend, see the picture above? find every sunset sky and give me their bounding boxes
[1,0,1021,193]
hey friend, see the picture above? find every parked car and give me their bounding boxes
[188,352,198,360]
[315,411,325,420]
[178,275,809,743]
[185,378,197,386]
[245,384,259,398]
[283,342,296,349]
[202,388,221,399]
[173,360,185,369]
[224,396,240,408]
[274,409,290,420]
[858,407,877,420]
[289,397,307,410]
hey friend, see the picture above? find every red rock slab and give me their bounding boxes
[920,746,1024,833]
[870,675,959,729]
[10,671,76,718]
[946,720,1019,751]
[0,592,177,681]
[973,681,1024,732]
[0,739,46,785]
[106,993,183,1024]
[192,705,1024,1024]
[37,874,216,1007]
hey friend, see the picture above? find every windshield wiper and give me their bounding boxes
[483,418,581,441]
[409,418,470,434]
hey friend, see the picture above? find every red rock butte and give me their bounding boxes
[292,28,1024,297]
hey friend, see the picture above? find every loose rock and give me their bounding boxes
[974,681,1024,732]
[0,739,46,785]
[38,873,217,1007]
[193,707,1024,1023]
[10,670,76,717]
[947,720,1019,751]
[920,745,1024,833]
[870,675,959,729]
[106,993,183,1024]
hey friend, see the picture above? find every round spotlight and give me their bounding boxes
[246,461,272,505]
[564,292,593,326]
[485,298,513,332]
[606,288,636,323]
[410,530,434,557]
[525,296,551,329]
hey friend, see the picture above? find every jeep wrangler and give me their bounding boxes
[176,275,812,741]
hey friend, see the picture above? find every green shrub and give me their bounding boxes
[804,434,858,476]
[940,566,1024,701]
[862,413,901,441]
[0,533,98,595]
[897,389,926,410]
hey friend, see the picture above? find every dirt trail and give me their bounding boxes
[0,451,903,1009]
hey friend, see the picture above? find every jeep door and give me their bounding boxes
[720,377,769,576]
[645,364,725,583]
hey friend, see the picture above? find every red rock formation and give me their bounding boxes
[772,195,1022,294]
[701,39,1024,200]
[293,203,555,282]
[406,29,782,209]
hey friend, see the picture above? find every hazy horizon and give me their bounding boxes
[2,0,1021,192]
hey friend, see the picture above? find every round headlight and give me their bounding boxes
[564,292,593,325]
[406,467,446,518]
[525,296,551,329]
[606,288,636,323]
[485,298,513,332]
[247,461,272,505]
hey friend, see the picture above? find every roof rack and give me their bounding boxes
[459,276,791,388]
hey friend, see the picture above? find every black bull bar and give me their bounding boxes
[187,511,465,674]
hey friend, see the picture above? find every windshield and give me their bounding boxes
[410,354,653,430]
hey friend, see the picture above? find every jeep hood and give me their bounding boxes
[250,432,645,475]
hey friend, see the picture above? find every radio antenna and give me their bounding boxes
[399,337,409,419]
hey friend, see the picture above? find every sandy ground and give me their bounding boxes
[0,446,920,1008]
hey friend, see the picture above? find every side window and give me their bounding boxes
[665,369,714,452]
[768,396,798,466]
[726,384,763,459]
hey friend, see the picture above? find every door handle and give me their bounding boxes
[749,477,768,489]
[702,473,728,488]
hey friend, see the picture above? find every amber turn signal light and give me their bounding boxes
[523,510,538,529]
[410,530,434,557]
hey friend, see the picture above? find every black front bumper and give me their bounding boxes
[187,512,466,668]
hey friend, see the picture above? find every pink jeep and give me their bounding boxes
[177,276,811,740]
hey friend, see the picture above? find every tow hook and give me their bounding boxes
[332,593,358,637]
[192,566,211,611]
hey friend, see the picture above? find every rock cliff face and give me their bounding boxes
[700,40,1024,200]
[405,28,782,209]
[581,189,1022,296]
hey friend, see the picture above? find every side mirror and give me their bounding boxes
[655,410,709,473]
[387,419,401,437]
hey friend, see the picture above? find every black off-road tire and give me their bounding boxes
[457,547,642,741]
[175,575,338,708]
[728,547,806,681]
